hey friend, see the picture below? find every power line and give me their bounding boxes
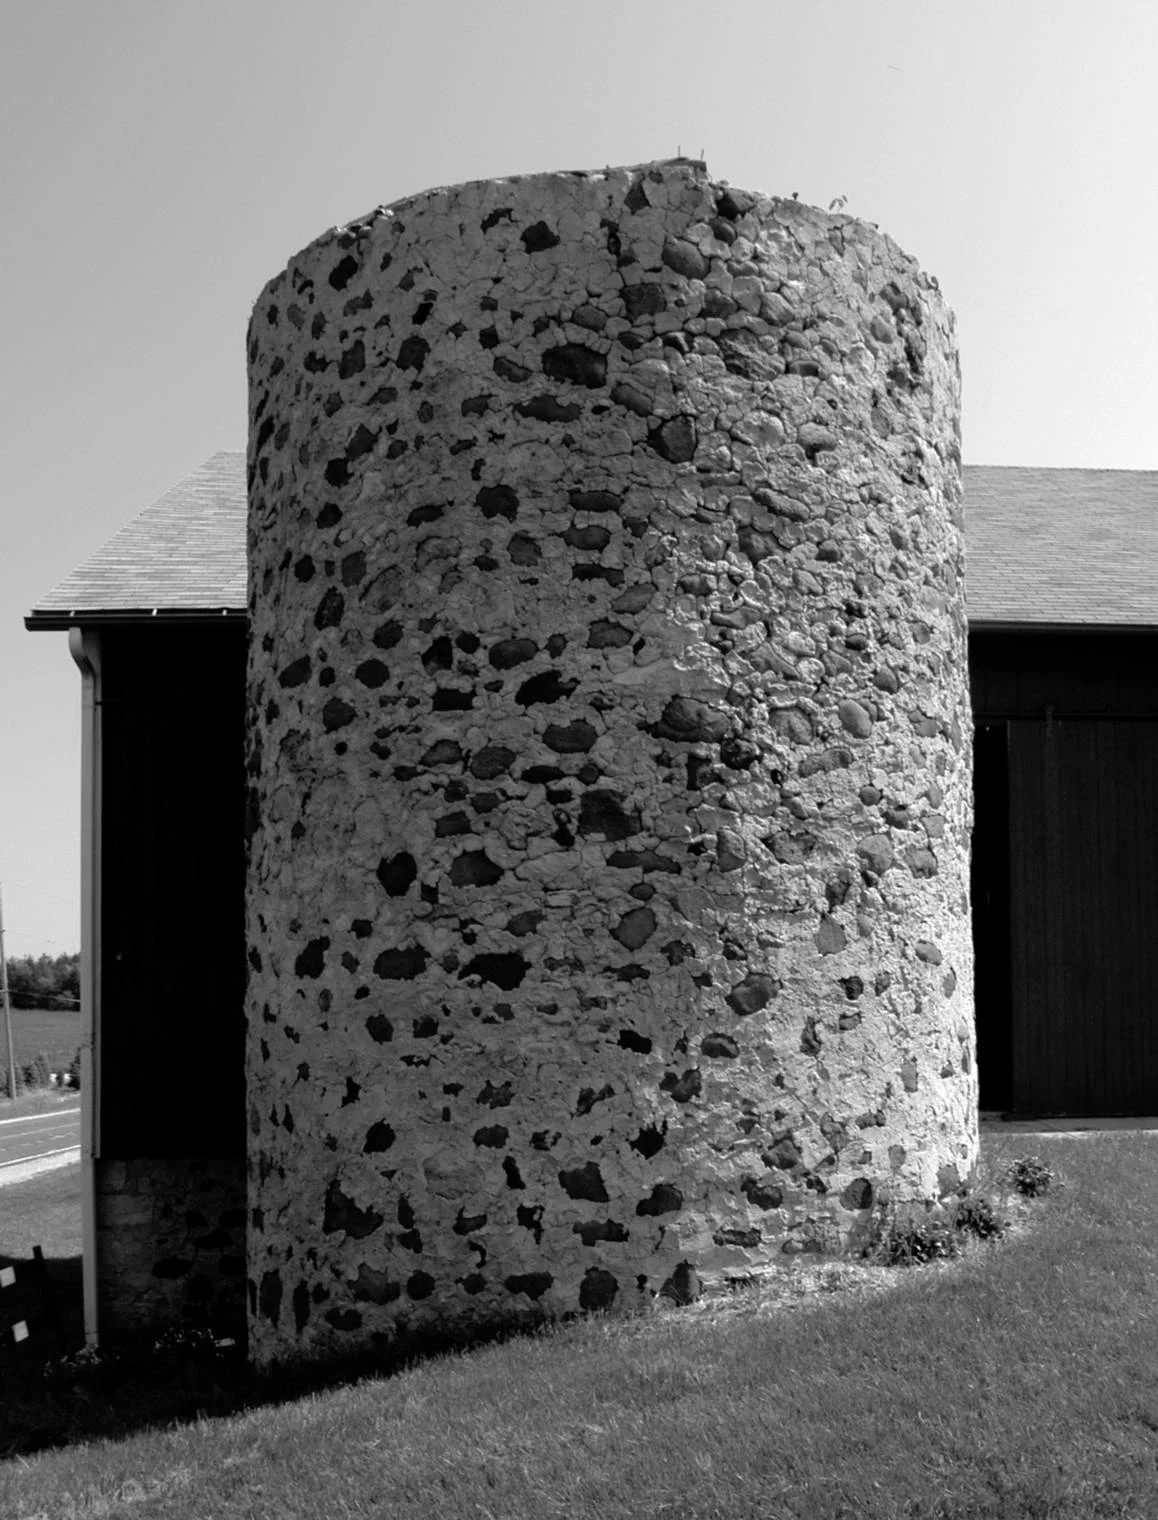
[0,877,79,907]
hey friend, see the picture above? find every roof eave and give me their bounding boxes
[24,607,248,632]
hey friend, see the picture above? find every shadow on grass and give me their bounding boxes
[0,1289,558,1461]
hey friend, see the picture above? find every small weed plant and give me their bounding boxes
[869,1183,1016,1267]
[1004,1153,1059,1197]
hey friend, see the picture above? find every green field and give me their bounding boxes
[4,1007,81,1070]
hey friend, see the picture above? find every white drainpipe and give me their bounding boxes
[69,627,101,1347]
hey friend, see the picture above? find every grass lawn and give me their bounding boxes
[3,1132,1158,1518]
[2,1006,81,1072]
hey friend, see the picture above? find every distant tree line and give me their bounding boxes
[2,951,81,1010]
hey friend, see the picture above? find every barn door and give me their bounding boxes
[1007,717,1158,1114]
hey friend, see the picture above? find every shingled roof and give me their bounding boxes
[965,466,1158,627]
[25,455,1158,630]
[26,451,247,628]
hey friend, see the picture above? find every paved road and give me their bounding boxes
[0,1105,80,1183]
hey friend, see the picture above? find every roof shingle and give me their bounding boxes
[26,455,1158,629]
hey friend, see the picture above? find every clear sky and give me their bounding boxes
[2,0,1155,956]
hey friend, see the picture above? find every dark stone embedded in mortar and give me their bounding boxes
[611,906,656,949]
[629,1125,666,1158]
[353,1265,402,1304]
[477,1080,513,1107]
[322,1180,383,1240]
[325,1308,362,1330]
[365,1014,393,1042]
[476,485,519,520]
[857,835,894,874]
[377,853,417,896]
[559,1163,609,1202]
[407,1273,436,1300]
[840,976,865,1000]
[579,1267,619,1310]
[258,1269,282,1323]
[563,523,611,550]
[840,1178,874,1211]
[328,255,359,290]
[717,829,746,872]
[607,847,681,873]
[618,1029,652,1053]
[901,1060,919,1092]
[363,1121,396,1153]
[799,747,853,778]
[506,910,544,936]
[741,1176,783,1210]
[517,670,579,705]
[544,720,597,753]
[906,847,939,878]
[278,656,311,688]
[701,1033,739,1059]
[937,1163,961,1198]
[916,941,943,965]
[355,659,389,688]
[542,344,607,388]
[473,1125,508,1147]
[801,1017,823,1055]
[450,850,504,887]
[720,736,760,770]
[714,1226,762,1248]
[521,220,560,252]
[578,790,639,841]
[489,638,537,668]
[588,620,633,649]
[659,1262,702,1305]
[661,237,710,279]
[652,695,729,743]
[574,1219,629,1245]
[470,746,516,778]
[505,1272,553,1300]
[294,938,329,979]
[314,586,345,629]
[814,917,847,955]
[726,972,779,1016]
[623,283,665,319]
[421,740,463,767]
[153,1257,193,1280]
[649,415,697,463]
[636,1183,683,1216]
[660,1068,702,1103]
[568,488,623,513]
[515,395,582,422]
[373,946,429,980]
[457,953,529,989]
[435,811,472,837]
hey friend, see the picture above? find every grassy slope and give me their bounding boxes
[3,1007,81,1069]
[3,1135,1158,1519]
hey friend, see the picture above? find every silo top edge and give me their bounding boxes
[250,159,934,328]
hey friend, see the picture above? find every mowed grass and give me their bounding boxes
[3,1007,81,1071]
[4,1133,1158,1519]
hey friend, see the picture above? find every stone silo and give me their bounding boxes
[245,160,975,1365]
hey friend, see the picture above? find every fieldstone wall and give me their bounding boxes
[95,1158,246,1339]
[245,160,975,1366]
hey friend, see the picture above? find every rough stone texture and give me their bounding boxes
[95,1158,246,1338]
[245,160,975,1365]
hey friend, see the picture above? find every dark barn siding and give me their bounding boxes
[99,625,247,1157]
[971,631,1158,1115]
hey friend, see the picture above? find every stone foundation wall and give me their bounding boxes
[245,160,975,1365]
[95,1157,246,1339]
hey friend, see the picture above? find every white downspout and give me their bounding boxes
[69,626,101,1347]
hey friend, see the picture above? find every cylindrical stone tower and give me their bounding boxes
[245,160,975,1365]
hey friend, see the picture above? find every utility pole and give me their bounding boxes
[0,883,16,1099]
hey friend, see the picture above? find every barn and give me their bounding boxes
[26,452,1158,1343]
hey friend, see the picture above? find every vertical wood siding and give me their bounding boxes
[1008,717,1158,1114]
